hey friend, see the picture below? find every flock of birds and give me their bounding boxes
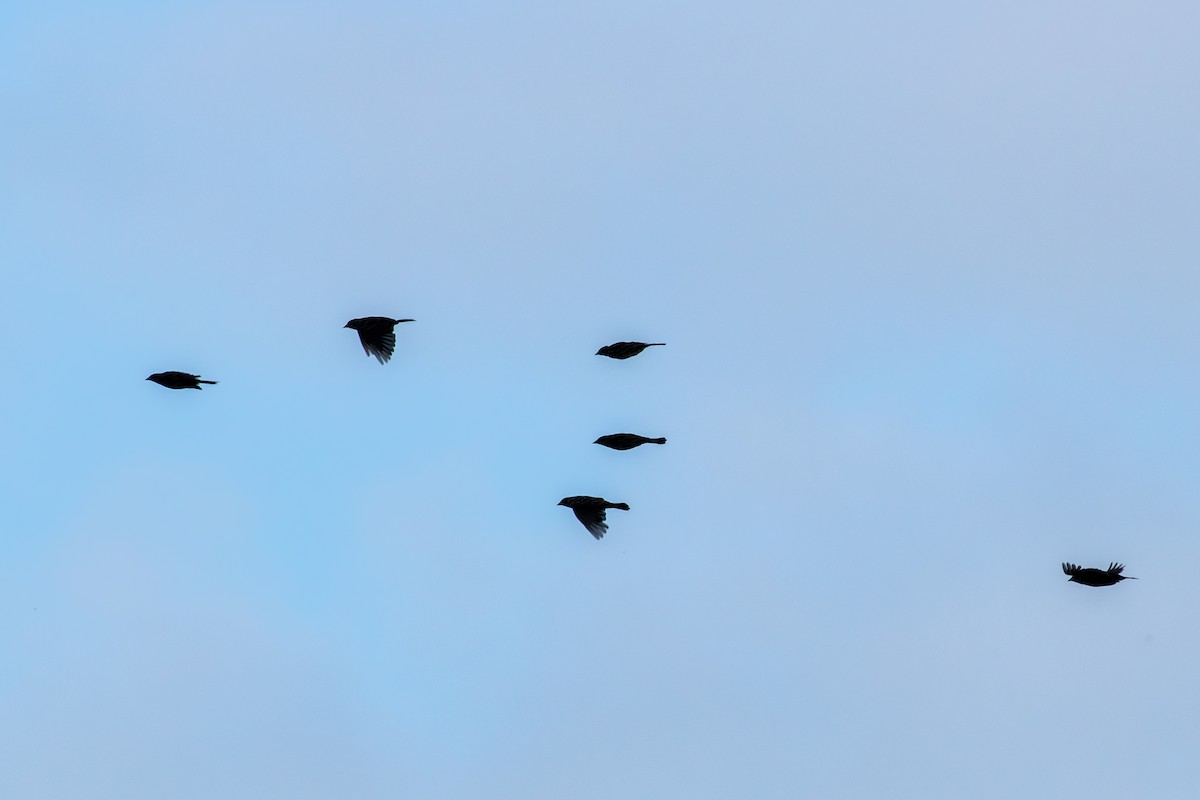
[146,315,669,543]
[558,340,667,540]
[146,315,1135,583]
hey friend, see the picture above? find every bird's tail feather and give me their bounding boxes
[647,343,666,347]
[650,437,667,444]
[197,380,217,384]
[611,502,630,511]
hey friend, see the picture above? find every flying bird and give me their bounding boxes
[594,433,667,450]
[345,316,415,364]
[558,496,630,539]
[1062,562,1137,586]
[596,341,666,360]
[146,372,217,390]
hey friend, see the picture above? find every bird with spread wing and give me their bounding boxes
[558,496,630,540]
[345,316,415,364]
[1062,562,1137,587]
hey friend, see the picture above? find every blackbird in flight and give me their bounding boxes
[146,372,217,390]
[596,341,665,360]
[345,316,415,364]
[558,496,630,539]
[594,433,667,450]
[1062,562,1137,586]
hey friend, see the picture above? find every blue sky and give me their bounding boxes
[3,2,1200,797]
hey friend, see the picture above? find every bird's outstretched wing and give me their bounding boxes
[1108,562,1126,575]
[1062,562,1082,576]
[359,328,396,364]
[572,507,609,539]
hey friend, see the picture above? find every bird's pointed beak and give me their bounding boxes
[398,319,415,323]
[145,376,151,380]
[592,438,601,444]
[594,349,603,355]
[557,500,566,506]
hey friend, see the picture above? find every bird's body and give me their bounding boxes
[594,433,667,451]
[1062,562,1137,586]
[146,372,217,390]
[345,316,414,364]
[596,341,666,360]
[557,496,630,539]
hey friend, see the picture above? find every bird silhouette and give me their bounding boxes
[596,341,665,360]
[345,316,415,364]
[1062,562,1137,586]
[557,496,630,539]
[146,372,217,390]
[594,433,667,450]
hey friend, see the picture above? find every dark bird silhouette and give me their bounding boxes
[345,316,415,364]
[557,496,630,539]
[1062,562,1137,586]
[146,372,217,390]
[594,433,667,450]
[596,341,666,360]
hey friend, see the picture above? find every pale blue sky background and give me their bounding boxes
[3,2,1200,798]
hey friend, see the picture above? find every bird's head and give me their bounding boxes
[595,346,609,356]
[344,320,358,330]
[557,498,569,507]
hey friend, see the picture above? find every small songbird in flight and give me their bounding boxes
[594,433,667,450]
[558,496,630,539]
[345,316,415,364]
[1062,562,1137,586]
[596,341,666,360]
[146,372,217,390]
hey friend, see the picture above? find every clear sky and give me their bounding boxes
[3,2,1200,798]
